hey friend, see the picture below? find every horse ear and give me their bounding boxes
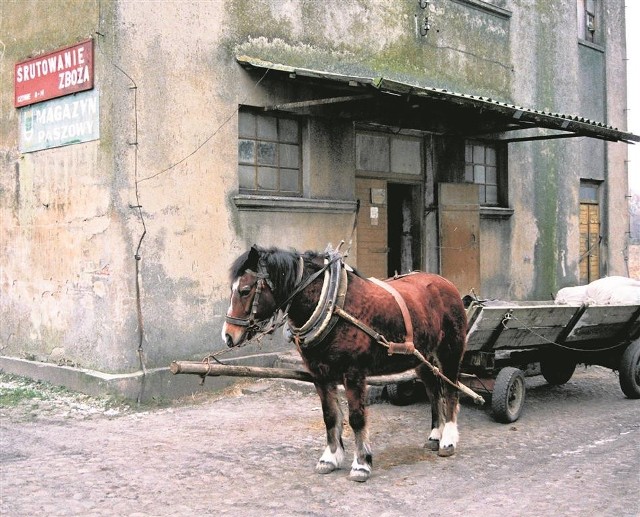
[246,245,260,270]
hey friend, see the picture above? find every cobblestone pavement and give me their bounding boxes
[1,366,639,517]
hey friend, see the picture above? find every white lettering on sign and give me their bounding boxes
[16,46,86,83]
[34,95,98,124]
[58,65,90,90]
[19,89,100,153]
[14,39,93,107]
[37,121,95,142]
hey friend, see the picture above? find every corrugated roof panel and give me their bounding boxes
[236,55,639,143]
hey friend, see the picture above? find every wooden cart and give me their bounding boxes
[388,301,640,423]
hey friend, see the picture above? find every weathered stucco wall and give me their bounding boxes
[230,0,512,98]
[0,0,143,372]
[602,0,631,279]
[505,0,629,299]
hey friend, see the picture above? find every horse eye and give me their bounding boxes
[239,286,252,297]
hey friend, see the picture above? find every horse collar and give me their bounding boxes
[284,251,348,350]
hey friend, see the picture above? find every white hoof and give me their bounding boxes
[437,444,456,457]
[426,426,442,450]
[424,438,440,451]
[348,468,370,482]
[438,422,459,457]
[440,422,459,449]
[315,445,344,474]
[348,456,371,482]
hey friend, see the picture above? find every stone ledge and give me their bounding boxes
[480,206,514,219]
[234,194,357,213]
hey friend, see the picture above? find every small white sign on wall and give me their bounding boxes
[370,206,379,226]
[19,89,99,153]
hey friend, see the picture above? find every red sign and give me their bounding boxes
[15,39,94,108]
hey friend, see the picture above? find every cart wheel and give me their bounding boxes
[386,381,417,406]
[540,355,576,385]
[491,367,526,423]
[619,339,640,399]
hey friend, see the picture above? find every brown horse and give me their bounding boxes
[222,245,467,482]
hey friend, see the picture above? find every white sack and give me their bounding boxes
[608,284,640,305]
[555,285,588,305]
[585,276,640,305]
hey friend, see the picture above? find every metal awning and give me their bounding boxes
[237,55,639,144]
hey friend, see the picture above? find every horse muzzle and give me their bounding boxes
[221,320,247,348]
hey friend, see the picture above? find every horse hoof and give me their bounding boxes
[424,439,440,451]
[315,461,338,474]
[438,445,456,457]
[348,468,370,482]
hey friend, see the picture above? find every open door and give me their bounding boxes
[356,178,388,278]
[356,179,422,278]
[438,183,481,295]
[388,183,421,276]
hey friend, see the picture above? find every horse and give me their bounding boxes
[222,245,467,482]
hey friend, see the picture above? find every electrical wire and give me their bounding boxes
[95,28,147,403]
[137,67,271,184]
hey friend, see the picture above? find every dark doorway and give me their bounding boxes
[387,183,421,277]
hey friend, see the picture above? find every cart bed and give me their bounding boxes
[466,301,640,352]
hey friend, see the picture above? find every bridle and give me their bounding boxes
[225,254,337,343]
[224,260,275,337]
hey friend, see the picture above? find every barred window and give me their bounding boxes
[577,0,598,43]
[238,109,301,195]
[464,141,501,206]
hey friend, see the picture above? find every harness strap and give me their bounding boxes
[333,306,485,405]
[368,277,414,351]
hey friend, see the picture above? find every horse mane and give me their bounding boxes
[229,246,316,302]
[230,245,365,302]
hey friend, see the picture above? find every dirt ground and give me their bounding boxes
[1,366,639,517]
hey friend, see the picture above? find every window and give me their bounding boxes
[356,132,422,176]
[238,109,301,195]
[577,0,598,43]
[464,141,502,206]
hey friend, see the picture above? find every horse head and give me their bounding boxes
[222,245,304,348]
[222,246,279,347]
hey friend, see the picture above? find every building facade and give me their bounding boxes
[0,0,637,398]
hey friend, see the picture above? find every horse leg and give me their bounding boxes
[416,365,441,451]
[314,381,345,474]
[417,364,461,457]
[437,380,460,457]
[343,371,372,482]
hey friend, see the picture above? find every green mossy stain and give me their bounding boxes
[224,0,510,99]
[532,147,559,299]
[531,1,562,299]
